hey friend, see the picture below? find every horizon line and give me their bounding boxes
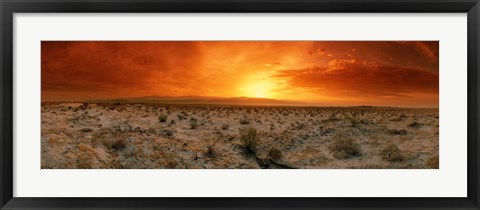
[40,95,439,109]
[40,101,439,109]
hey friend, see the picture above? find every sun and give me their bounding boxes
[241,80,275,98]
[255,89,266,98]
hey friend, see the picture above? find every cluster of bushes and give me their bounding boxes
[328,135,406,163]
[328,136,361,159]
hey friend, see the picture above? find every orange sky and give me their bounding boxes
[41,41,439,107]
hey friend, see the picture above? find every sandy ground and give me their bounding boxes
[41,102,439,169]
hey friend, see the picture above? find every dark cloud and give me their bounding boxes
[41,41,204,100]
[308,41,439,74]
[274,58,438,97]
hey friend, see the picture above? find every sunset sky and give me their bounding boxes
[41,41,439,107]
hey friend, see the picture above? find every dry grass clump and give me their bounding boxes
[111,139,127,150]
[328,136,361,159]
[80,103,90,110]
[160,129,174,138]
[380,144,403,162]
[426,154,439,168]
[164,160,178,169]
[239,127,259,154]
[221,124,229,130]
[239,118,250,125]
[205,138,221,158]
[408,122,421,128]
[267,147,282,160]
[322,114,339,123]
[80,128,93,132]
[205,145,217,158]
[102,138,127,150]
[158,115,168,123]
[346,117,359,127]
[388,129,407,135]
[390,117,403,121]
[190,119,198,129]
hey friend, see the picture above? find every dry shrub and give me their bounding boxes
[408,122,421,128]
[205,138,222,159]
[102,137,127,150]
[80,128,93,132]
[426,154,439,168]
[268,148,282,160]
[165,160,178,169]
[390,117,403,121]
[239,127,259,154]
[80,103,89,110]
[221,124,229,130]
[190,120,198,129]
[111,139,127,150]
[388,129,407,135]
[156,151,178,169]
[160,128,174,138]
[239,118,250,125]
[346,117,358,127]
[158,114,168,123]
[158,115,168,123]
[328,136,361,159]
[205,145,217,158]
[322,113,339,123]
[380,144,403,162]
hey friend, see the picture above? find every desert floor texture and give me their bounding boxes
[41,103,439,169]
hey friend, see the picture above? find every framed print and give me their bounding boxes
[1,0,479,209]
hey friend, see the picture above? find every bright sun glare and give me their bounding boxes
[242,81,275,98]
[255,89,265,98]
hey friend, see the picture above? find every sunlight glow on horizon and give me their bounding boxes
[239,74,279,99]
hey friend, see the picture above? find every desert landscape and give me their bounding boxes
[41,101,439,169]
[41,41,439,169]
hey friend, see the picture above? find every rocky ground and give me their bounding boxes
[41,102,439,169]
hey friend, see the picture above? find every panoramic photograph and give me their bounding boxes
[41,41,439,169]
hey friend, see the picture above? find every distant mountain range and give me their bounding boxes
[93,95,323,106]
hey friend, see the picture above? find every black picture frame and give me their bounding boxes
[1,0,479,209]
